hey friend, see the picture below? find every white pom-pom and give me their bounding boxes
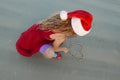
[60,10,68,20]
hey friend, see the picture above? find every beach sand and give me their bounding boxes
[0,0,120,80]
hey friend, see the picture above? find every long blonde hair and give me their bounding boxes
[38,13,76,38]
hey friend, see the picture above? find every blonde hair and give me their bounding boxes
[38,13,76,38]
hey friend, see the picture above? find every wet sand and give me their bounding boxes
[0,0,120,80]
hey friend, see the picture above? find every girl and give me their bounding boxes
[16,10,93,60]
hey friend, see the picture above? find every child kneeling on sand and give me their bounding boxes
[16,10,93,60]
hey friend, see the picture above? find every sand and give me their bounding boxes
[0,0,120,80]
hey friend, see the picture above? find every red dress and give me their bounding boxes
[16,24,54,57]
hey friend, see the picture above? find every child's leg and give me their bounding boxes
[42,46,55,59]
[39,44,61,59]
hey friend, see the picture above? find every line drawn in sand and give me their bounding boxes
[68,43,86,61]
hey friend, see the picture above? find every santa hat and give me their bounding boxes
[60,10,93,36]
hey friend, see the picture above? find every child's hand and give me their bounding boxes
[62,47,69,54]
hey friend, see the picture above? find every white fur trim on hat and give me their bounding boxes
[71,17,91,36]
[60,11,68,20]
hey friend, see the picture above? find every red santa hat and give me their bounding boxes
[60,10,93,36]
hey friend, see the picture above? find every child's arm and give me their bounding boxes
[50,33,68,53]
[53,38,68,53]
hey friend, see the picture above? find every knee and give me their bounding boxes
[43,47,54,59]
[39,44,54,59]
